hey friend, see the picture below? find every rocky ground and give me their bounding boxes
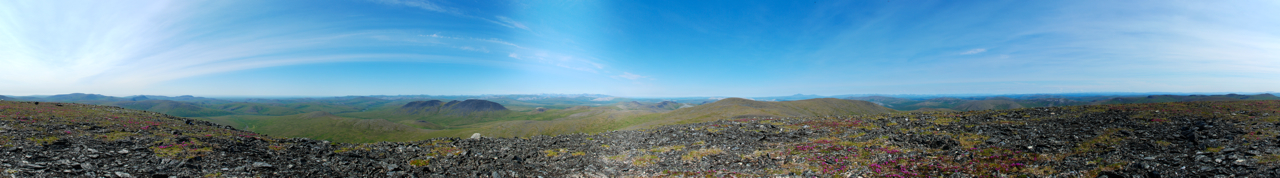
[3,100,1280,177]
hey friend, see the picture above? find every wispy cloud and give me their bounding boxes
[372,0,461,15]
[417,32,605,73]
[615,72,650,80]
[0,1,521,94]
[960,48,987,55]
[494,16,529,30]
[376,0,531,31]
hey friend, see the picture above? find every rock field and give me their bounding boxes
[3,100,1280,177]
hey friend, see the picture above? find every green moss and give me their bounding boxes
[1205,146,1225,153]
[334,147,352,153]
[607,155,626,161]
[408,159,429,167]
[648,145,685,153]
[1074,128,1130,154]
[632,155,660,167]
[151,139,213,159]
[202,172,223,178]
[681,148,725,161]
[1154,140,1172,147]
[1257,154,1280,164]
[0,136,12,147]
[27,136,58,145]
[543,149,567,157]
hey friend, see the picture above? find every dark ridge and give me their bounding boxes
[651,101,678,110]
[401,100,444,109]
[399,100,444,114]
[130,95,150,101]
[445,99,508,115]
[46,93,121,101]
[399,99,507,116]
[113,100,235,117]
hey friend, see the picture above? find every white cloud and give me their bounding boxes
[495,16,529,30]
[616,72,649,80]
[376,0,530,31]
[0,1,526,95]
[960,48,987,55]
[373,0,461,15]
[458,46,488,53]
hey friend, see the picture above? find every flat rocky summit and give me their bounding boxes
[3,100,1280,177]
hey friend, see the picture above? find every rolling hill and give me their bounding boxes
[619,98,894,130]
[952,99,1024,111]
[199,111,437,143]
[399,99,509,117]
[114,100,235,117]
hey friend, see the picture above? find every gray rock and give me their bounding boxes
[384,163,399,171]
[471,133,482,139]
[253,162,272,168]
[1234,159,1250,166]
[22,163,44,169]
[114,171,133,178]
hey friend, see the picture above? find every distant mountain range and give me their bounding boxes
[399,99,509,117]
[2,92,1276,143]
[845,93,1279,111]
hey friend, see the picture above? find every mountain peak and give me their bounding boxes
[399,99,507,116]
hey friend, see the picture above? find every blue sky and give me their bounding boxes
[1,0,1277,97]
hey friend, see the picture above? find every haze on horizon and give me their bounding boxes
[2,0,1277,97]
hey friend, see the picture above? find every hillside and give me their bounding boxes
[200,99,607,141]
[616,101,686,112]
[6,99,1280,177]
[464,106,667,138]
[115,100,235,117]
[200,111,437,143]
[399,99,509,117]
[621,98,894,130]
[214,102,363,116]
[953,99,1024,111]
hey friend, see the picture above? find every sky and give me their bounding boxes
[1,0,1277,97]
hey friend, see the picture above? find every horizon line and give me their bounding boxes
[3,91,1275,99]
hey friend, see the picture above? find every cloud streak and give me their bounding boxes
[615,72,650,80]
[376,0,531,31]
[959,48,986,55]
[0,1,526,94]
